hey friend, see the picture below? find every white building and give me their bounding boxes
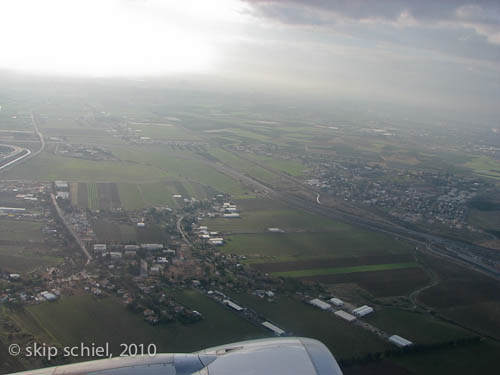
[124,244,140,251]
[309,298,331,310]
[93,244,107,252]
[141,244,163,250]
[262,321,285,336]
[334,310,356,322]
[389,335,413,348]
[223,299,244,312]
[329,297,344,307]
[352,305,374,317]
[223,213,240,218]
[41,291,57,301]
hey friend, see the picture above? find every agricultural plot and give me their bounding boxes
[301,268,430,298]
[364,308,473,345]
[223,232,413,262]
[87,183,99,210]
[227,293,390,361]
[271,262,420,278]
[0,245,61,273]
[0,219,44,242]
[419,256,500,338]
[9,292,266,358]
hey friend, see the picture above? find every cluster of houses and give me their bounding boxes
[193,225,224,246]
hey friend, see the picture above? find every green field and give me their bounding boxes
[87,183,99,210]
[223,231,413,262]
[364,308,473,345]
[0,246,62,273]
[271,262,419,277]
[0,219,44,242]
[464,155,500,180]
[227,293,390,360]
[7,291,267,358]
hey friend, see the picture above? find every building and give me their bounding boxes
[223,299,244,312]
[389,335,413,348]
[141,244,163,250]
[124,245,140,251]
[334,310,356,322]
[352,305,374,317]
[93,244,107,253]
[124,251,136,258]
[56,191,69,200]
[109,252,123,259]
[54,180,69,191]
[329,297,344,307]
[262,321,285,336]
[223,213,240,218]
[268,227,284,233]
[137,222,145,228]
[40,291,57,301]
[309,298,331,310]
[9,274,20,280]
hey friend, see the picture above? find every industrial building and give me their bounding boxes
[223,213,240,218]
[41,291,57,301]
[389,335,413,348]
[262,321,285,336]
[141,243,164,250]
[329,297,344,307]
[93,244,107,252]
[334,310,356,322]
[309,298,331,310]
[124,245,140,251]
[54,180,69,191]
[223,299,244,312]
[352,305,374,317]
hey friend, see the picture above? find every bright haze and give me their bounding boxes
[1,0,500,120]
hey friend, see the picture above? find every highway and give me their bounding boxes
[0,112,45,173]
[205,156,500,280]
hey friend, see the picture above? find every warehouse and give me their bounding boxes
[329,297,344,307]
[124,245,140,251]
[141,243,164,250]
[389,335,413,348]
[309,298,331,310]
[223,299,244,312]
[262,321,285,336]
[223,213,240,218]
[334,310,356,322]
[41,291,57,301]
[93,244,107,252]
[352,305,374,317]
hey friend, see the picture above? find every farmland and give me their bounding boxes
[226,292,390,360]
[271,262,420,278]
[0,219,44,242]
[364,308,473,345]
[7,292,267,356]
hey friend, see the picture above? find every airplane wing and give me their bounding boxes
[7,337,343,375]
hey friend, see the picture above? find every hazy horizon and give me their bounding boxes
[1,0,500,122]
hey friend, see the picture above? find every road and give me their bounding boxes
[0,112,45,174]
[177,215,193,247]
[203,154,500,280]
[51,193,93,265]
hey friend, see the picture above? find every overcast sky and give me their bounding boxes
[1,0,499,120]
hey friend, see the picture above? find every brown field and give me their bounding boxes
[251,254,414,273]
[77,182,88,208]
[97,183,121,210]
[419,257,500,308]
[301,267,430,297]
[419,255,500,338]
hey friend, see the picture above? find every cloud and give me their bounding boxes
[244,0,500,45]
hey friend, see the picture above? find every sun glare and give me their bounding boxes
[0,0,241,76]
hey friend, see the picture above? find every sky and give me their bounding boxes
[0,0,500,120]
